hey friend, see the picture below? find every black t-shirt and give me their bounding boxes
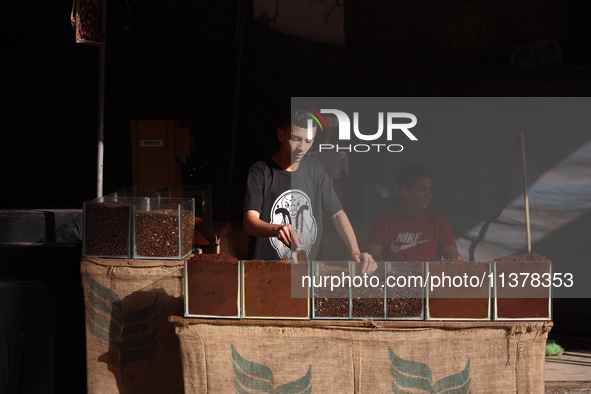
[243,156,343,260]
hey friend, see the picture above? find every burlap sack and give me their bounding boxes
[81,257,186,394]
[170,318,551,393]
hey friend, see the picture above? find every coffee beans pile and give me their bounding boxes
[181,210,195,255]
[387,297,423,318]
[386,269,424,318]
[352,283,385,318]
[313,265,350,318]
[314,287,350,318]
[135,209,194,258]
[84,201,130,257]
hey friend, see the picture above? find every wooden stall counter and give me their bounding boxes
[169,316,551,393]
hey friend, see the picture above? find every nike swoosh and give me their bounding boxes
[399,240,430,250]
[391,239,431,254]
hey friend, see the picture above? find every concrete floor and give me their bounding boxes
[545,335,591,393]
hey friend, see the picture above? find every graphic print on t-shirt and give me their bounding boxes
[390,232,430,254]
[269,189,317,260]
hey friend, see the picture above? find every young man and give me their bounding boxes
[243,109,376,273]
[367,165,460,261]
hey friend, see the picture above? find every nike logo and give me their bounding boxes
[391,239,430,254]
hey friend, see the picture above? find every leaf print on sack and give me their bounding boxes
[431,360,470,393]
[389,347,470,393]
[84,270,158,382]
[274,366,311,394]
[85,268,122,344]
[232,344,312,393]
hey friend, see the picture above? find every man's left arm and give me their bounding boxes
[331,210,377,274]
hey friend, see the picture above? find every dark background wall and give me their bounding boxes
[1,1,590,392]
[2,0,591,218]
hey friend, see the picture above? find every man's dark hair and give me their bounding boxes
[398,165,432,190]
[281,108,318,131]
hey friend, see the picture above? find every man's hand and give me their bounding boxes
[244,210,303,249]
[276,224,302,250]
[352,252,377,275]
[441,245,460,260]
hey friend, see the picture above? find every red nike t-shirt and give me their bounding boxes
[367,211,456,261]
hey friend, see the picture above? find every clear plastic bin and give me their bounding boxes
[83,196,143,258]
[160,185,212,231]
[311,261,351,319]
[426,261,491,321]
[385,261,425,320]
[184,257,240,318]
[133,197,195,259]
[241,260,310,319]
[493,260,552,321]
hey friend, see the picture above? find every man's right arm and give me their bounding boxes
[437,213,461,260]
[440,245,460,260]
[243,210,300,249]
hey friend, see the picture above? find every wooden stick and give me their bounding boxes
[521,132,532,253]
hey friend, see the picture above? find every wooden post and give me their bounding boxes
[521,132,532,253]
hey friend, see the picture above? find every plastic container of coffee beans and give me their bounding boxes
[426,261,491,321]
[493,259,551,321]
[184,257,241,319]
[350,261,386,320]
[241,260,310,319]
[159,185,212,232]
[133,197,195,260]
[385,261,425,320]
[83,196,142,258]
[311,261,352,319]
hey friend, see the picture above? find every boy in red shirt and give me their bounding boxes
[367,165,460,261]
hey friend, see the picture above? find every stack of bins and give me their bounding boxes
[81,193,196,393]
